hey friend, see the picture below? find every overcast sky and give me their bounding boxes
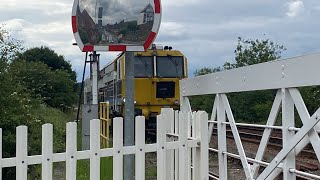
[1,0,320,81]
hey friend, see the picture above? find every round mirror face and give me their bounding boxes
[72,0,161,52]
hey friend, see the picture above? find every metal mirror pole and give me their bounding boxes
[124,52,135,179]
[91,51,99,105]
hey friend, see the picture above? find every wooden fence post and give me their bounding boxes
[16,126,28,180]
[162,108,175,180]
[90,119,100,180]
[42,124,53,180]
[187,112,191,180]
[199,111,209,180]
[174,111,179,180]
[113,117,123,179]
[66,122,77,180]
[179,112,188,180]
[194,112,200,179]
[191,112,197,180]
[0,128,2,180]
[157,114,167,180]
[135,116,145,180]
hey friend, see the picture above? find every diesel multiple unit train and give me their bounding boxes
[83,45,188,127]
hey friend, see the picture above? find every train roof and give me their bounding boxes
[101,47,185,70]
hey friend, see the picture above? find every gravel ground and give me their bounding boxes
[53,163,65,179]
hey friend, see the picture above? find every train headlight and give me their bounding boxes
[174,99,179,105]
[123,98,137,104]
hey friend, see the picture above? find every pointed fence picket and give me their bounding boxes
[135,116,145,180]
[16,126,27,180]
[0,110,209,180]
[42,124,53,180]
[0,129,2,180]
[66,122,77,180]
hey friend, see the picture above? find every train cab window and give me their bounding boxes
[134,56,153,78]
[156,56,184,78]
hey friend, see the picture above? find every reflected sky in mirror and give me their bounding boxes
[76,0,154,46]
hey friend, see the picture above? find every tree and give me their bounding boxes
[0,27,74,179]
[14,47,79,109]
[0,25,24,62]
[16,46,76,82]
[191,37,286,123]
[0,28,35,178]
[300,86,320,121]
[225,37,286,123]
[224,37,286,69]
[9,60,77,109]
[190,67,222,112]
[193,67,221,76]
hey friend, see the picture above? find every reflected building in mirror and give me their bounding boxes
[76,0,155,46]
[77,4,99,45]
[138,3,154,25]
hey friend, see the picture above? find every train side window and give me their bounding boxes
[117,60,121,80]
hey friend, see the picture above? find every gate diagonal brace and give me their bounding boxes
[251,90,282,177]
[289,88,320,161]
[256,108,320,180]
[221,94,254,180]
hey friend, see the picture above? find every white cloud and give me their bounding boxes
[162,0,206,7]
[2,19,28,30]
[160,22,187,37]
[1,0,320,80]
[0,0,71,14]
[2,19,82,64]
[3,19,72,45]
[286,0,305,17]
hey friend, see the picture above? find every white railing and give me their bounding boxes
[0,109,209,180]
[180,53,320,180]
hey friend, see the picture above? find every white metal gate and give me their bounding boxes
[180,53,320,180]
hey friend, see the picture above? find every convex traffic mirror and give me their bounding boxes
[72,0,162,52]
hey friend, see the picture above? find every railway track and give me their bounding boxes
[211,126,319,172]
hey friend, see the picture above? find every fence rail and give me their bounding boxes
[0,110,208,180]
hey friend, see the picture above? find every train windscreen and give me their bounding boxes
[134,56,153,78]
[156,56,184,78]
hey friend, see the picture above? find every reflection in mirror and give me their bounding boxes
[76,0,155,46]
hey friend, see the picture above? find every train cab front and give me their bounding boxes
[131,46,188,131]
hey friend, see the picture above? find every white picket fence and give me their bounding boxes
[0,109,209,180]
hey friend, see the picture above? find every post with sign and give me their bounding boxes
[72,0,162,179]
